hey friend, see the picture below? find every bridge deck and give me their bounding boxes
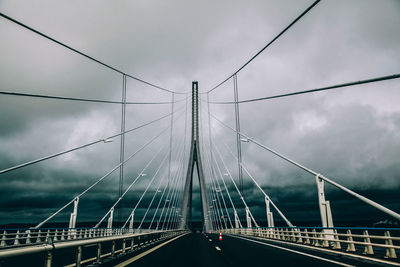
[110,233,385,267]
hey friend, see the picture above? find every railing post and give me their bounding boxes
[333,229,341,249]
[14,230,20,245]
[131,237,135,251]
[273,228,277,239]
[321,231,329,247]
[36,230,42,243]
[304,229,310,244]
[26,230,32,244]
[95,243,102,263]
[346,230,356,252]
[45,230,51,243]
[276,228,281,240]
[76,245,82,267]
[111,240,116,257]
[53,229,59,242]
[296,229,303,243]
[290,228,296,242]
[362,230,374,255]
[122,238,126,254]
[0,231,6,246]
[384,231,397,259]
[45,250,52,267]
[283,228,288,241]
[60,229,65,241]
[312,229,320,247]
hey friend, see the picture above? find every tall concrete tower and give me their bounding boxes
[180,81,212,232]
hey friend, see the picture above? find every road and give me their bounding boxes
[112,232,384,267]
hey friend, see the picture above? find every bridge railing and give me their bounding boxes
[0,228,188,267]
[217,227,400,262]
[0,227,134,248]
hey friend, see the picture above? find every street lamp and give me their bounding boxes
[240,137,253,142]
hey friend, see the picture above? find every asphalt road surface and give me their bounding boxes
[114,232,385,267]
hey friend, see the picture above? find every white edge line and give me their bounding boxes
[232,234,400,267]
[115,233,188,267]
[230,235,354,267]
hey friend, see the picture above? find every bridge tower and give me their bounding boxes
[180,81,212,232]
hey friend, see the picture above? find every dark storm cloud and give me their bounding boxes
[0,0,399,226]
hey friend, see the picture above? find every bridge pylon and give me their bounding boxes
[180,81,212,232]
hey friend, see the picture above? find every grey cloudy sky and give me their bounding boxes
[0,0,399,227]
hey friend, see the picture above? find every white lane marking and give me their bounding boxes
[231,235,354,267]
[215,246,221,251]
[115,233,188,267]
[209,239,212,242]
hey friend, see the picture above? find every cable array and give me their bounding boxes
[206,0,320,93]
[208,111,400,221]
[0,107,184,176]
[200,0,400,229]
[2,0,399,233]
[0,90,187,105]
[0,12,185,95]
[208,73,400,104]
[34,123,172,228]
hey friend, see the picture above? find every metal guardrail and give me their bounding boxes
[0,228,188,266]
[0,228,131,248]
[216,227,400,262]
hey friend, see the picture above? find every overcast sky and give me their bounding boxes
[0,0,399,227]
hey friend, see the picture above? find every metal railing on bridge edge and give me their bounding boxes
[0,228,189,267]
[214,226,400,264]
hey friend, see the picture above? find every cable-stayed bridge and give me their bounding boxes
[1,1,400,266]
